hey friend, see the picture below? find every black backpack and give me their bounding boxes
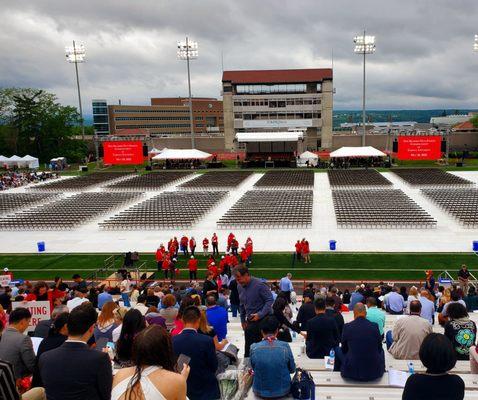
[290,368,315,400]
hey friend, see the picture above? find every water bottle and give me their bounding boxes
[408,362,414,374]
[329,349,335,368]
[292,330,297,340]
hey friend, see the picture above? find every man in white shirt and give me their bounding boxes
[134,295,149,316]
[66,288,89,311]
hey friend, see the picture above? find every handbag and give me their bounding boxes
[290,368,315,400]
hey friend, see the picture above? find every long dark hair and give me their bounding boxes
[125,325,175,400]
[116,309,146,362]
[48,312,69,336]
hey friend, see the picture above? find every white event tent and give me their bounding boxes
[21,155,40,169]
[298,151,319,167]
[152,149,212,160]
[330,146,386,158]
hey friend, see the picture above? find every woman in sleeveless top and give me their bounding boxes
[112,325,189,400]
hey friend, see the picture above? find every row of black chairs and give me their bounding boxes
[178,171,253,190]
[29,172,134,191]
[392,168,474,187]
[328,169,393,189]
[253,171,315,190]
[332,189,437,229]
[105,172,192,191]
[421,188,478,228]
[0,193,60,215]
[217,190,313,229]
[0,192,142,230]
[100,191,228,230]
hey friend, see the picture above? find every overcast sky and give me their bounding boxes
[1,0,477,114]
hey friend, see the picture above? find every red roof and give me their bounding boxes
[454,121,476,131]
[222,69,333,84]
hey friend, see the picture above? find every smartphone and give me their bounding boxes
[106,342,115,350]
[176,353,191,371]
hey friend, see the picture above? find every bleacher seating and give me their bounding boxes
[422,188,478,228]
[0,193,59,214]
[328,169,393,189]
[100,191,228,230]
[392,168,474,187]
[253,171,315,190]
[105,172,192,191]
[217,190,313,229]
[178,171,253,190]
[332,189,437,228]
[0,192,142,230]
[29,172,134,191]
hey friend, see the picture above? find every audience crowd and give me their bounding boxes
[0,248,476,400]
[0,171,57,191]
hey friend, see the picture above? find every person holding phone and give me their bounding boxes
[112,325,189,400]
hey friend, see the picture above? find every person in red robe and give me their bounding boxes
[227,232,235,252]
[172,237,179,258]
[202,237,209,256]
[302,239,311,263]
[189,237,196,257]
[180,235,189,256]
[188,256,198,281]
[208,262,219,279]
[239,247,249,266]
[162,253,171,280]
[155,246,164,272]
[219,256,227,274]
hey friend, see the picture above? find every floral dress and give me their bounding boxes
[445,318,477,360]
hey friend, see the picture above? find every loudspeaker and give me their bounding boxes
[99,144,104,157]
[441,140,447,152]
[143,144,148,156]
[392,140,398,153]
[80,166,88,172]
[145,166,152,171]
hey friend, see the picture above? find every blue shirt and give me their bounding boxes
[238,277,274,323]
[206,305,228,341]
[349,292,365,310]
[279,277,293,292]
[419,296,435,324]
[97,292,113,310]
[386,292,405,313]
[251,338,296,398]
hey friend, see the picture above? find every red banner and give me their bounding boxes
[103,141,144,165]
[397,136,442,160]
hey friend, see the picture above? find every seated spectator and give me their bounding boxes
[387,300,432,360]
[171,297,195,336]
[302,283,315,301]
[406,286,419,314]
[97,286,113,310]
[444,302,477,360]
[94,301,118,343]
[172,306,220,400]
[66,287,89,311]
[348,286,365,310]
[341,289,351,305]
[250,316,296,399]
[33,305,69,339]
[145,288,159,308]
[0,286,12,312]
[272,296,301,342]
[0,307,35,379]
[39,303,113,400]
[328,287,343,312]
[365,297,385,338]
[32,312,69,388]
[464,286,478,312]
[383,286,405,315]
[114,309,146,368]
[337,303,384,381]
[439,291,467,324]
[112,325,189,400]
[419,290,436,325]
[296,293,315,331]
[205,295,228,341]
[0,357,46,400]
[306,297,340,359]
[134,295,149,316]
[325,296,345,337]
[159,294,179,331]
[70,274,87,291]
[402,333,464,400]
[111,307,128,343]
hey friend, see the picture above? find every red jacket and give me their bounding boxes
[245,243,253,257]
[240,250,248,262]
[227,233,235,247]
[211,234,218,244]
[208,265,219,278]
[180,236,188,247]
[188,259,198,271]
[189,238,196,249]
[207,258,215,268]
[155,249,164,262]
[203,238,209,247]
[295,242,302,253]
[219,258,227,273]
[302,241,310,254]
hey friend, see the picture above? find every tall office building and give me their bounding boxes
[92,99,110,134]
[222,69,333,150]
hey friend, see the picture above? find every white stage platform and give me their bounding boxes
[1,171,478,254]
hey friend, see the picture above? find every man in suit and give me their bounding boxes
[0,307,36,379]
[172,306,220,400]
[336,302,385,381]
[39,303,113,400]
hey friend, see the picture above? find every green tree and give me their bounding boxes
[471,115,478,128]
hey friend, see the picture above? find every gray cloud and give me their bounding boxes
[0,0,477,114]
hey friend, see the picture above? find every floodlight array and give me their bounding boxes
[177,40,198,59]
[354,35,376,54]
[65,44,86,63]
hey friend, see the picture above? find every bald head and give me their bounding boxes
[420,290,430,299]
[353,302,367,319]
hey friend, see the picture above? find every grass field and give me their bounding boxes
[2,252,478,282]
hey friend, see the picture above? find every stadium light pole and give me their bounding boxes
[177,37,198,149]
[474,34,478,52]
[354,31,376,146]
[65,41,86,140]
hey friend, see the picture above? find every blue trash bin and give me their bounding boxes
[329,240,337,251]
[37,241,45,252]
[473,241,478,252]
